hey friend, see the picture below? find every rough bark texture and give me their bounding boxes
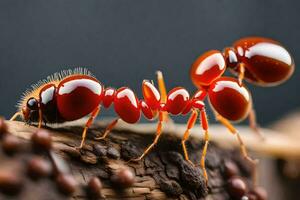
[1,120,253,200]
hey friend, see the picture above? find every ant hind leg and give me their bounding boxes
[181,109,198,166]
[199,109,210,185]
[94,118,119,140]
[249,107,265,140]
[129,111,164,162]
[215,113,258,185]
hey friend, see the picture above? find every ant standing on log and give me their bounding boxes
[10,37,294,185]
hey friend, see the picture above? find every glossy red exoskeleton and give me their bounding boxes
[10,37,294,185]
[188,36,294,183]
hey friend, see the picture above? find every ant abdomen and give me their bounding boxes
[208,77,252,121]
[225,37,295,86]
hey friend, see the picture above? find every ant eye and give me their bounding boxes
[27,98,38,110]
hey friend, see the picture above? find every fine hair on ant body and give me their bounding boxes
[10,37,294,185]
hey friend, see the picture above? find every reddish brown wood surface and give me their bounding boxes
[0,120,257,199]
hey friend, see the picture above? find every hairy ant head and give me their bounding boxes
[15,68,94,123]
[22,97,39,122]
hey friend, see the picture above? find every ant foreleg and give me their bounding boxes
[181,109,198,166]
[249,108,265,140]
[199,109,210,185]
[236,131,259,186]
[238,63,245,85]
[130,111,164,162]
[38,109,43,128]
[215,113,259,186]
[94,118,119,140]
[78,106,101,149]
[10,112,22,121]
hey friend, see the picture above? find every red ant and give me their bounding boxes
[10,37,294,185]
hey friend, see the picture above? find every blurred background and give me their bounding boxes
[0,0,299,124]
[0,1,300,199]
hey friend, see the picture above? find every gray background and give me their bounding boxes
[0,0,299,125]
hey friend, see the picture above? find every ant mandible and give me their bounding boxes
[10,37,294,185]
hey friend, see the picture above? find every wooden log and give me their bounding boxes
[0,119,273,200]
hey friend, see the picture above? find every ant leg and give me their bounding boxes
[199,109,210,185]
[156,71,167,103]
[249,108,265,140]
[38,109,43,128]
[79,106,101,149]
[181,109,198,166]
[130,111,164,162]
[238,63,245,85]
[10,112,22,121]
[156,71,169,122]
[215,113,258,185]
[94,118,119,140]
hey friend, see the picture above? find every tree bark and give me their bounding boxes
[1,120,259,200]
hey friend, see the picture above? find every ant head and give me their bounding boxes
[22,97,39,122]
[190,50,226,88]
